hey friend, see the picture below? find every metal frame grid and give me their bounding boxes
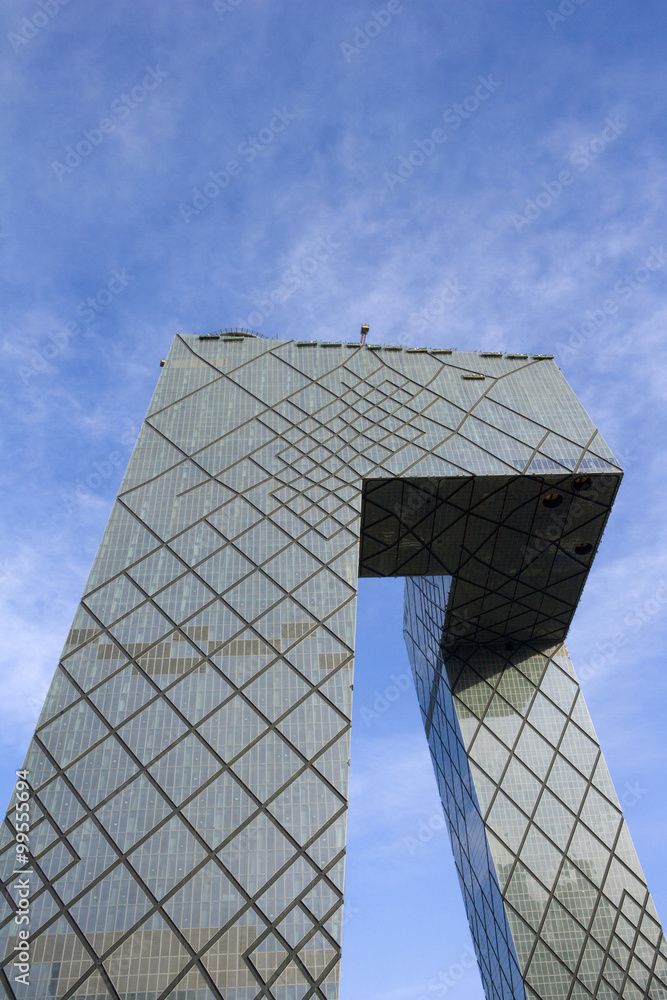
[1,334,660,1000]
[406,576,667,1000]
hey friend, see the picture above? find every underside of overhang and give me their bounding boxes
[359,473,621,644]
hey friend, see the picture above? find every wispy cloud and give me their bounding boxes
[2,3,667,995]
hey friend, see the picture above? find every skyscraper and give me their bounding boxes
[1,331,665,1000]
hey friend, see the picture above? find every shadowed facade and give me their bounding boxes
[1,332,664,1000]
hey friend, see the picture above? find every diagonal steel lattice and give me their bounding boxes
[1,334,665,1000]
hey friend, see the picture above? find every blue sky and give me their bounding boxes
[1,1,667,997]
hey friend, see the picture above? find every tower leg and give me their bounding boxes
[405,575,667,1000]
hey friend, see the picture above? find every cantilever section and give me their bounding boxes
[360,471,621,644]
[0,334,641,1000]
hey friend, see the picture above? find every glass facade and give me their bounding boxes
[405,577,667,1000]
[0,333,663,1000]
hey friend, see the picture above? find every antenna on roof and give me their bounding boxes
[360,323,369,345]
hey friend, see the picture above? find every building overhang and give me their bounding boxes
[359,472,622,644]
